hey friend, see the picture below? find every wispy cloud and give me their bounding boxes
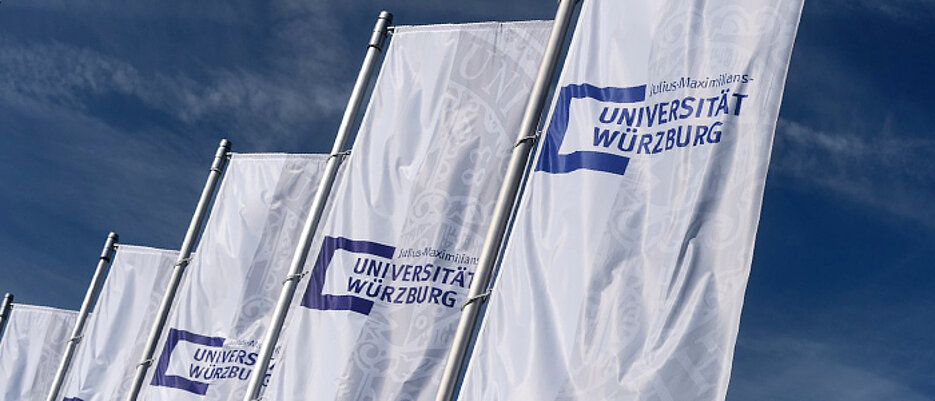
[771,118,935,227]
[0,36,344,150]
[811,0,935,22]
[729,331,931,401]
[7,0,263,24]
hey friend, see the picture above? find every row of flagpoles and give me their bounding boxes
[0,0,805,400]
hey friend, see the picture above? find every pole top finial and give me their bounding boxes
[213,139,233,171]
[379,10,393,22]
[369,11,393,50]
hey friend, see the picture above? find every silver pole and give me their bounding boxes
[46,232,119,401]
[124,139,232,401]
[241,11,392,401]
[433,1,579,400]
[0,293,13,345]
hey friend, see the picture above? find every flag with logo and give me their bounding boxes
[138,153,330,401]
[59,245,177,401]
[0,304,77,401]
[458,0,804,399]
[263,21,552,401]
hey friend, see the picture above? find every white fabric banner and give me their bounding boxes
[59,245,177,401]
[459,1,804,400]
[0,304,77,401]
[264,21,552,401]
[138,153,330,401]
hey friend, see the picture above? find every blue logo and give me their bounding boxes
[151,329,225,395]
[536,83,646,176]
[302,236,396,316]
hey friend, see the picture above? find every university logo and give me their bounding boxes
[536,83,646,176]
[150,329,268,395]
[302,236,475,316]
[537,81,748,176]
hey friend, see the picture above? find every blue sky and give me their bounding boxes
[0,1,932,400]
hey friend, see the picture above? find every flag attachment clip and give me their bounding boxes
[209,152,233,173]
[330,150,352,159]
[514,130,542,148]
[282,271,310,285]
[461,290,492,311]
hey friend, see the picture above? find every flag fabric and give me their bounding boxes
[263,21,552,401]
[458,1,804,400]
[59,245,177,401]
[138,153,330,401]
[0,304,78,401]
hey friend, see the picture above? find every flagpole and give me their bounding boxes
[242,11,392,401]
[0,293,13,344]
[124,139,232,401]
[433,1,579,400]
[46,232,119,401]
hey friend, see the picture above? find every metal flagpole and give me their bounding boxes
[46,232,119,401]
[0,293,13,344]
[124,139,232,401]
[433,1,580,400]
[241,11,392,401]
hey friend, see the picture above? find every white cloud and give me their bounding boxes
[6,0,260,24]
[0,0,356,150]
[728,333,931,401]
[771,119,935,227]
[811,0,935,22]
[0,36,347,149]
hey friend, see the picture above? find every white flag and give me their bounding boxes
[0,304,77,401]
[264,21,552,401]
[459,1,804,400]
[59,245,177,401]
[139,154,329,401]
